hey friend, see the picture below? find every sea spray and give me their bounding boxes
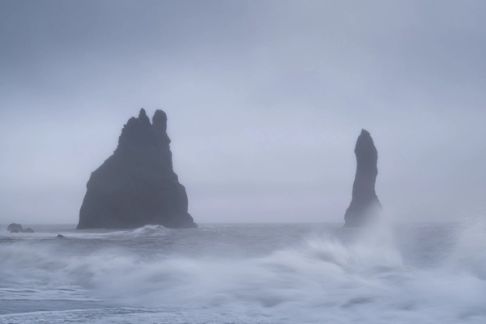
[1,222,486,323]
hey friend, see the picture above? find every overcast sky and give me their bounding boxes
[1,0,485,225]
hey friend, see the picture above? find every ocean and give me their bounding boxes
[1,222,485,324]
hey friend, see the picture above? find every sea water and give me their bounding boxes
[0,221,485,323]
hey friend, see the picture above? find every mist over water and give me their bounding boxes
[1,220,485,324]
[1,1,485,323]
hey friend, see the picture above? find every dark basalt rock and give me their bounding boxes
[77,109,196,229]
[7,223,23,233]
[7,223,34,233]
[344,130,381,227]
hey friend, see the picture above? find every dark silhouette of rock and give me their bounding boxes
[77,109,196,229]
[7,223,34,233]
[56,234,65,239]
[344,130,381,226]
[7,223,23,233]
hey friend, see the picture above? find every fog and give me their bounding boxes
[1,0,485,224]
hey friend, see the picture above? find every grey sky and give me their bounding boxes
[1,0,485,224]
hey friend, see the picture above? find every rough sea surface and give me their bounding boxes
[1,221,485,324]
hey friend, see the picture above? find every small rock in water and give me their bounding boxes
[7,223,34,233]
[56,234,65,239]
[7,223,23,233]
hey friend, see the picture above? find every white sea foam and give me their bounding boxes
[0,221,485,323]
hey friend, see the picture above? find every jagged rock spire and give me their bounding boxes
[78,109,196,229]
[138,108,149,121]
[344,129,381,226]
[152,109,167,133]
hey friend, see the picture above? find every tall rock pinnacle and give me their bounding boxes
[344,129,381,226]
[77,109,196,229]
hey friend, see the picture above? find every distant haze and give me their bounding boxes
[1,0,485,224]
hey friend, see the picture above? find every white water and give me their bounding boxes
[0,221,485,323]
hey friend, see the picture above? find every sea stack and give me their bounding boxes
[77,109,196,229]
[344,129,381,227]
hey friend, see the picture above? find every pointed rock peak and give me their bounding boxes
[356,129,377,155]
[138,108,150,124]
[118,109,154,149]
[360,129,370,137]
[152,110,168,132]
[357,129,373,144]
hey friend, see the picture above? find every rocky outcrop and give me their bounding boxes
[7,223,34,233]
[344,129,381,226]
[77,109,196,229]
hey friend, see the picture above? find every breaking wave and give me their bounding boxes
[1,221,486,323]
